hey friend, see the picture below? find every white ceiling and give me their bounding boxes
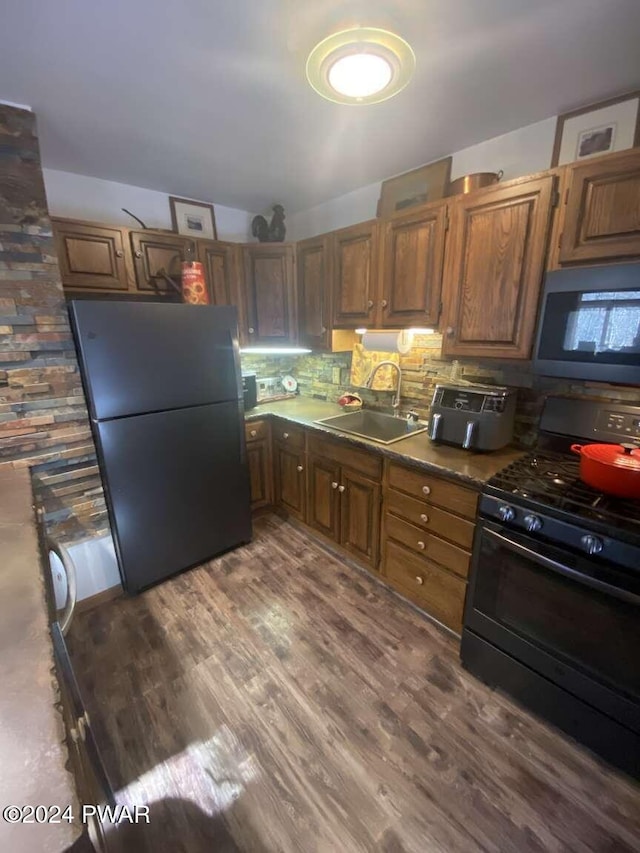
[2,0,640,214]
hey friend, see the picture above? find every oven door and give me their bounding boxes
[465,520,640,732]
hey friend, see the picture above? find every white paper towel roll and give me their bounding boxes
[361,330,412,354]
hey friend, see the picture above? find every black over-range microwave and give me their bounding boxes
[533,262,640,385]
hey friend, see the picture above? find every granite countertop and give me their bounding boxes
[246,398,525,488]
[0,465,80,853]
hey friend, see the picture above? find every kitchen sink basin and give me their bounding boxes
[315,410,427,445]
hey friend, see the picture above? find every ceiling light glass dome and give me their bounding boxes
[306,27,415,105]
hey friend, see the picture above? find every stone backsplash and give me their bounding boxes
[241,333,640,448]
[0,104,105,542]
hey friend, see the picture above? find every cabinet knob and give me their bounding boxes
[338,484,345,493]
[250,429,257,437]
[446,326,455,337]
[381,299,388,308]
[115,249,124,258]
[248,327,255,334]
[422,485,431,495]
[134,250,142,258]
[297,465,304,473]
[283,432,289,439]
[415,576,424,585]
[331,481,339,489]
[417,540,426,550]
[367,299,374,308]
[420,513,429,523]
[321,326,327,334]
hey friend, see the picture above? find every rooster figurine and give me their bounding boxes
[251,204,286,242]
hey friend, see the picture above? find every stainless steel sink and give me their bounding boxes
[315,410,427,445]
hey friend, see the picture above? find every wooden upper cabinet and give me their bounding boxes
[53,219,130,292]
[332,220,379,327]
[378,202,447,328]
[130,230,193,294]
[242,244,296,345]
[297,235,331,350]
[558,148,640,264]
[442,175,555,359]
[197,240,237,305]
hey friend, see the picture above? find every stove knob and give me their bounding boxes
[523,514,542,533]
[580,534,603,556]
[498,505,516,523]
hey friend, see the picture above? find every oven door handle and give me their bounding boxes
[485,528,640,606]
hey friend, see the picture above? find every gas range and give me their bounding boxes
[483,449,640,563]
[462,395,640,779]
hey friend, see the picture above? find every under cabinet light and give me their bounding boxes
[240,347,312,355]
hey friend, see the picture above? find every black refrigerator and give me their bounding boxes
[69,300,252,593]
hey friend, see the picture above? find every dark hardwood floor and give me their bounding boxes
[68,514,640,853]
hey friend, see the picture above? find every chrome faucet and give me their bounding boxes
[365,361,402,416]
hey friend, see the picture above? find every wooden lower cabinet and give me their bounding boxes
[274,441,306,521]
[381,460,478,633]
[245,420,272,511]
[306,436,383,571]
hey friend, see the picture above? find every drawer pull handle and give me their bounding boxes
[415,576,424,585]
[331,481,339,489]
[283,432,289,439]
[422,485,431,495]
[297,465,304,473]
[338,485,345,493]
[250,429,257,437]
[417,540,426,550]
[420,513,428,523]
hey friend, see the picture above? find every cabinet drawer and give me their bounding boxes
[383,540,466,633]
[387,462,477,519]
[272,420,305,449]
[245,420,269,443]
[385,489,475,549]
[308,434,382,480]
[384,513,470,578]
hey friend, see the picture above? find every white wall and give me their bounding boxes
[287,116,557,241]
[43,169,255,242]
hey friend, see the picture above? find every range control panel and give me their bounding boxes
[597,410,640,440]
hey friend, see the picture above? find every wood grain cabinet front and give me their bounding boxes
[306,437,382,570]
[53,219,131,292]
[130,230,193,294]
[297,235,332,350]
[378,201,447,328]
[245,420,272,511]
[382,461,477,632]
[332,220,379,327]
[558,148,640,264]
[241,244,296,345]
[274,442,306,521]
[197,240,239,305]
[441,175,556,359]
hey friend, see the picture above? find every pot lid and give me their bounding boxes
[580,442,640,471]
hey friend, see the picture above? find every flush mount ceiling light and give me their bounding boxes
[306,27,415,105]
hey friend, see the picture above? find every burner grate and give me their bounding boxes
[489,451,640,531]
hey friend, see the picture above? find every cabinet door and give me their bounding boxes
[307,453,341,541]
[339,469,381,570]
[197,240,238,305]
[379,203,447,327]
[297,235,331,350]
[130,230,193,294]
[559,149,640,264]
[274,443,306,521]
[442,175,555,359]
[53,220,130,292]
[242,244,296,344]
[332,221,379,327]
[247,440,272,511]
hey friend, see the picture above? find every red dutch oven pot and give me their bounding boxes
[570,442,640,499]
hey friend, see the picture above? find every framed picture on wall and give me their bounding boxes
[551,91,640,167]
[377,157,452,218]
[169,196,217,240]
